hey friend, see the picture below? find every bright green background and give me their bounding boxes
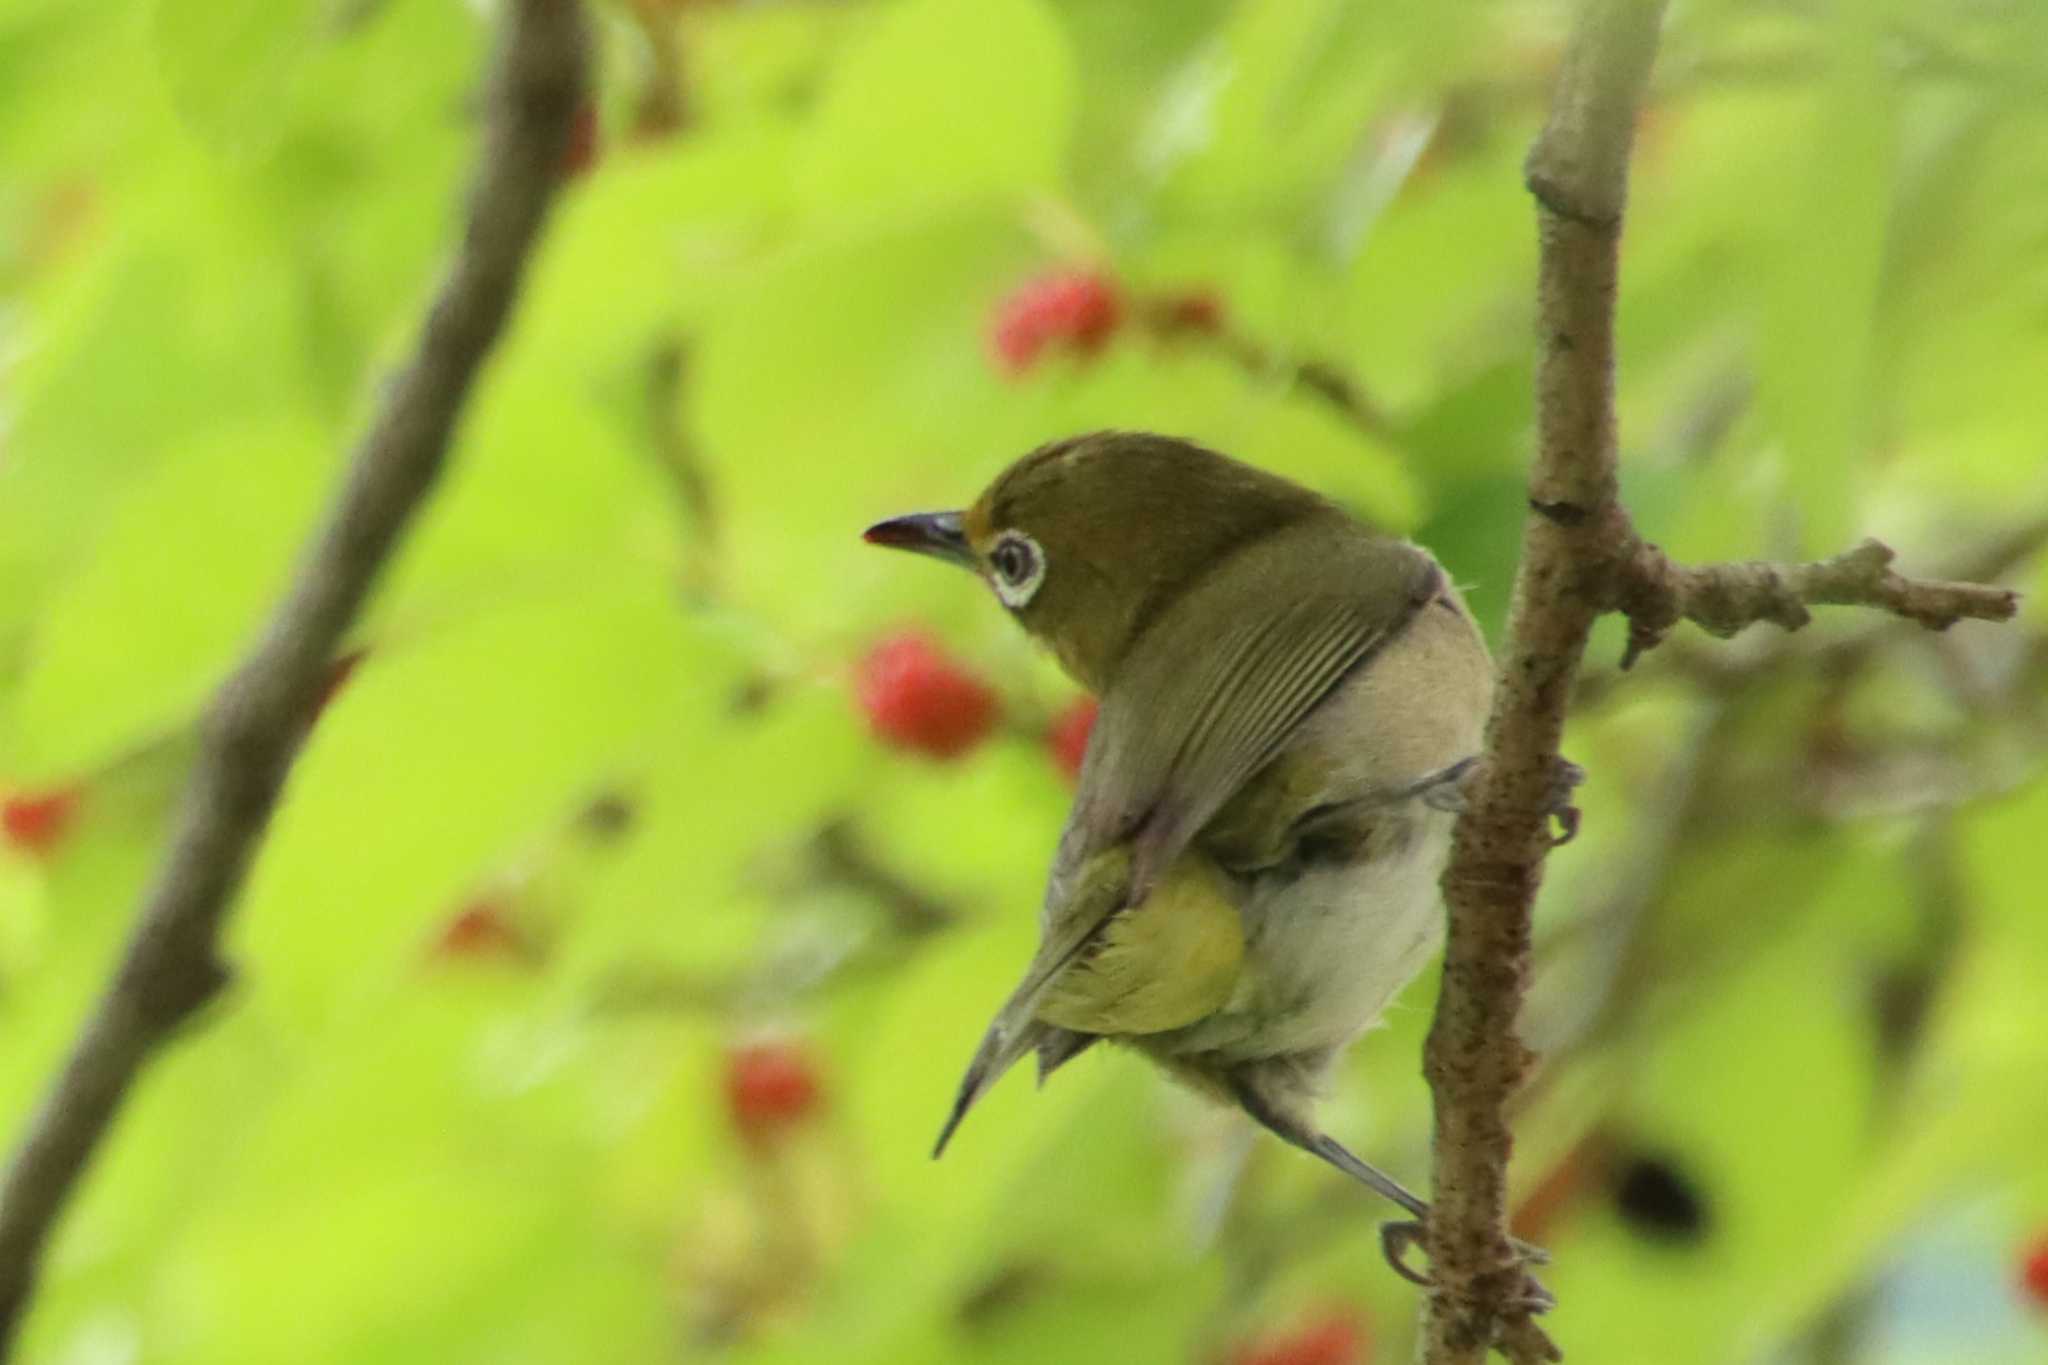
[2,1,2046,1361]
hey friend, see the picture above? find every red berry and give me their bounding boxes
[724,1040,822,1144]
[1231,1310,1370,1365]
[431,898,526,961]
[560,101,601,179]
[855,633,1000,761]
[987,270,1123,376]
[2,788,81,855]
[2020,1234,2048,1308]
[1047,696,1098,783]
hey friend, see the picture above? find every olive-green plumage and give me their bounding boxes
[863,430,1492,1227]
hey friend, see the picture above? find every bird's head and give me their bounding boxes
[864,431,1333,691]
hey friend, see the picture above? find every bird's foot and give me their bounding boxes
[1410,755,1585,846]
[1411,757,1479,813]
[1377,1220,1556,1314]
[1378,1219,1435,1287]
[1544,757,1585,846]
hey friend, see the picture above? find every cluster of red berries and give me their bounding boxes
[988,272,1122,375]
[986,269,1224,377]
[724,1038,824,1147]
[854,631,1095,777]
[2,788,80,857]
[1230,1308,1371,1365]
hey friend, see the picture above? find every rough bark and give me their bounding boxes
[1418,0,2017,1358]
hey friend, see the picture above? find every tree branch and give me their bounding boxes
[1572,507,2047,711]
[0,2,588,1352]
[1422,4,1667,1362]
[1613,537,2019,669]
[1420,1,2024,1361]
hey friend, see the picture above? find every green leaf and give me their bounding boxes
[516,121,799,372]
[0,1,163,182]
[553,683,870,994]
[150,993,668,1364]
[1755,8,1898,552]
[369,354,680,636]
[1547,920,1876,1365]
[244,0,483,402]
[0,223,323,664]
[1153,0,1483,229]
[794,0,1076,217]
[3,419,334,781]
[234,579,745,1032]
[1731,775,2048,1345]
[148,0,318,161]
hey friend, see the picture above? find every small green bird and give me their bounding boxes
[864,431,1501,1275]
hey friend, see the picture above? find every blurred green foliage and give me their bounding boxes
[2,1,2046,1362]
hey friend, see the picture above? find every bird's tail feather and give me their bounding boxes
[932,1015,1046,1158]
[1034,1028,1097,1085]
[933,845,1133,1158]
[932,919,1106,1157]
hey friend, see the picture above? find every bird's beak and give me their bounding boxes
[862,510,976,570]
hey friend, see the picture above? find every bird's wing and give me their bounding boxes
[1063,523,1443,903]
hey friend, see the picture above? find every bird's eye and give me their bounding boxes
[987,530,1045,608]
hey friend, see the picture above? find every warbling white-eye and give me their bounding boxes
[864,431,1518,1285]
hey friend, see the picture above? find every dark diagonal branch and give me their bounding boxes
[1421,5,1670,1363]
[1421,1,2022,1362]
[0,3,588,1352]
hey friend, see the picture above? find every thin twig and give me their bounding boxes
[592,818,964,1018]
[811,818,958,937]
[1612,538,2018,669]
[0,3,588,1352]
[1569,508,2047,709]
[1136,300,1403,448]
[645,336,722,598]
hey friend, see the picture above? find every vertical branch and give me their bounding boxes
[0,2,588,1354]
[1422,3,1669,1363]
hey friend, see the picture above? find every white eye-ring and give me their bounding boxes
[987,530,1046,609]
